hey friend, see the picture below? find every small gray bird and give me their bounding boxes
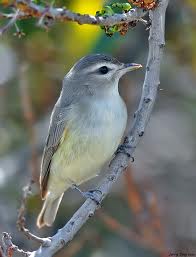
[37,54,142,228]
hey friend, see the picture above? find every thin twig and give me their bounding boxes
[17,178,51,246]
[0,0,147,29]
[19,227,51,246]
[98,209,164,254]
[124,166,143,215]
[0,9,20,35]
[123,166,149,231]
[142,185,165,244]
[124,167,166,253]
[17,64,47,245]
[1,232,30,257]
[17,181,33,232]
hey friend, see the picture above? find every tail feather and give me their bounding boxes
[37,193,64,228]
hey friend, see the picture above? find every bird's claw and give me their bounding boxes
[72,184,102,205]
[82,190,102,205]
[115,144,134,162]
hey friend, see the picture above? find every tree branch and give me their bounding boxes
[17,181,51,246]
[28,0,169,256]
[1,233,30,257]
[0,0,169,256]
[0,0,147,33]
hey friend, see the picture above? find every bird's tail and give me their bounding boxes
[37,193,64,228]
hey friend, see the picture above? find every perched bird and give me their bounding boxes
[37,54,142,228]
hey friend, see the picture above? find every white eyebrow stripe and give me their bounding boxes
[85,62,118,73]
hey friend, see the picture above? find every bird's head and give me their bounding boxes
[65,54,142,95]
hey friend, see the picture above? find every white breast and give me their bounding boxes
[49,90,127,192]
[75,91,127,161]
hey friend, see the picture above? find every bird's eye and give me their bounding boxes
[99,66,109,74]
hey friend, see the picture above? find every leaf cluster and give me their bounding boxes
[95,2,133,37]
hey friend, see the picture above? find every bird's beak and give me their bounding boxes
[120,63,142,73]
[115,62,142,78]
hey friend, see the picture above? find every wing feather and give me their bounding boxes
[40,106,67,199]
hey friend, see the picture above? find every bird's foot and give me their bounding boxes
[72,184,102,205]
[115,139,134,162]
[82,189,102,205]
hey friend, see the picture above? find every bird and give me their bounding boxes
[37,54,142,228]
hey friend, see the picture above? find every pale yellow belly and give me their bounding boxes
[48,94,127,195]
[48,130,123,194]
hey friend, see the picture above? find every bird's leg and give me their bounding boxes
[71,183,102,205]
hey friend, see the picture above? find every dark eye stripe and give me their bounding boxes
[99,66,109,74]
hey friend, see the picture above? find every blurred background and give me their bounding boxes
[0,0,196,256]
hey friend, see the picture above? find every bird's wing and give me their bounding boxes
[40,105,68,199]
